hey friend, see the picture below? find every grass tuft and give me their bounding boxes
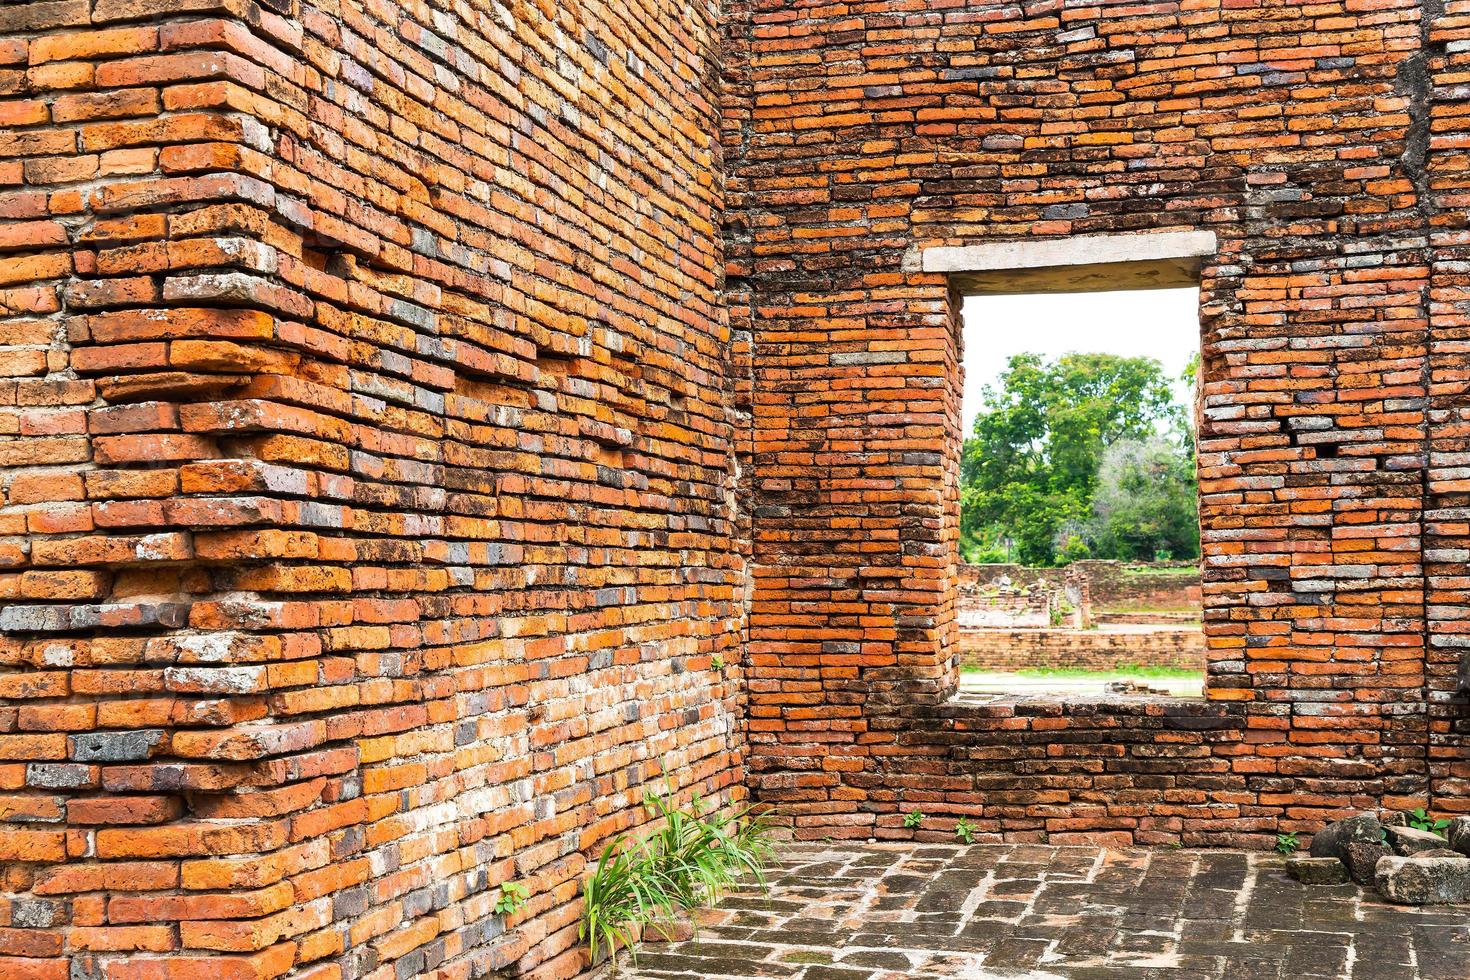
[580,789,776,972]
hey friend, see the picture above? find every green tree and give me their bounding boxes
[961,352,1189,565]
[1087,437,1199,561]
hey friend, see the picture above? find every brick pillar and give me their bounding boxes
[743,279,963,836]
[1424,0,1470,816]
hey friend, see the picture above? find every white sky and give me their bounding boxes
[959,287,1200,438]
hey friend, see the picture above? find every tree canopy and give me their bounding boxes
[960,352,1199,566]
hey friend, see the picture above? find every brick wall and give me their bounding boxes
[728,0,1470,845]
[955,581,1053,628]
[0,1,740,979]
[1069,562,1200,613]
[893,696,1245,848]
[960,560,1203,614]
[1425,0,1470,834]
[958,627,1206,673]
[7,0,1470,976]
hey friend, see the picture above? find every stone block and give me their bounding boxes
[1374,856,1470,905]
[1342,841,1394,886]
[1310,814,1384,861]
[1286,857,1350,885]
[1386,826,1448,856]
[1445,816,1470,856]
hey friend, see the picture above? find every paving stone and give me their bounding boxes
[1287,857,1350,885]
[618,843,1470,980]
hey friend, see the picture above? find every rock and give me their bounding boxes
[642,918,694,943]
[1342,841,1393,886]
[1374,856,1470,905]
[1416,848,1466,860]
[1382,811,1409,828]
[1309,813,1383,860]
[1446,816,1470,856]
[1286,856,1350,885]
[1386,825,1447,856]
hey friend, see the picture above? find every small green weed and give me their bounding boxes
[954,818,975,844]
[494,880,530,916]
[1408,807,1450,838]
[903,810,924,829]
[1274,832,1299,856]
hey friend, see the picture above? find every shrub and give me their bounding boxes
[580,790,775,971]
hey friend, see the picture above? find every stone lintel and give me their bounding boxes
[921,231,1217,294]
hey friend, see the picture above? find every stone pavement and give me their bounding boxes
[615,842,1470,979]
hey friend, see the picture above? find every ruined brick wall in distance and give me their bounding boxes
[727,0,1470,845]
[0,1,741,979]
[959,560,1203,614]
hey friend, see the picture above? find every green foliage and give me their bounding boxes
[954,818,975,844]
[959,524,1012,564]
[1274,832,1299,856]
[494,880,530,915]
[961,352,1197,566]
[581,832,675,969]
[903,810,924,829]
[580,790,776,970]
[711,655,725,671]
[1081,437,1200,561]
[1407,807,1450,837]
[1056,533,1091,564]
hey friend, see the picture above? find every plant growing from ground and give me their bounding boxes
[903,810,924,829]
[494,880,530,916]
[1408,807,1450,838]
[1274,832,1299,856]
[954,818,975,844]
[581,833,674,969]
[580,790,775,972]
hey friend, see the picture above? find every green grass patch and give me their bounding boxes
[1095,604,1199,614]
[1120,564,1199,576]
[962,665,1203,681]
